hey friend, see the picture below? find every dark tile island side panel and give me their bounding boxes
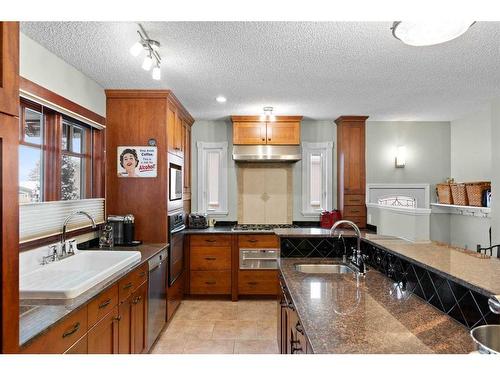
[361,241,500,329]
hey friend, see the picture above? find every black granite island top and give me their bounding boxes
[19,243,168,348]
[279,257,475,354]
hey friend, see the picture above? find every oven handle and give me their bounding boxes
[170,225,186,234]
[242,256,278,261]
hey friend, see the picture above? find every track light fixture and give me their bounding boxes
[260,106,276,122]
[130,23,162,80]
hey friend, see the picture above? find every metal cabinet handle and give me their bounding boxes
[261,138,265,141]
[290,339,303,354]
[248,239,258,243]
[98,298,111,309]
[123,282,133,290]
[268,138,271,141]
[205,257,217,261]
[205,239,217,243]
[248,281,258,285]
[205,281,216,285]
[62,322,81,338]
[295,322,304,334]
[113,315,122,322]
[139,271,146,277]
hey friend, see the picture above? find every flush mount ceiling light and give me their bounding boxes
[391,21,475,46]
[216,96,227,103]
[260,106,276,122]
[129,23,162,80]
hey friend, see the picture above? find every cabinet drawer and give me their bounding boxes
[190,270,231,294]
[238,235,279,248]
[344,195,365,205]
[190,247,231,270]
[238,270,278,295]
[343,216,366,228]
[119,263,148,303]
[21,307,88,354]
[343,205,366,217]
[88,284,118,328]
[190,234,231,247]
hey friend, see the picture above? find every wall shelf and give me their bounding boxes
[430,203,491,218]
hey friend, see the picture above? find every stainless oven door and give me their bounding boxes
[239,248,279,269]
[169,226,185,285]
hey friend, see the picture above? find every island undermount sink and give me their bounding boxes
[294,263,355,274]
[20,250,141,300]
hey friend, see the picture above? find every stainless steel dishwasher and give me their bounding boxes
[147,246,168,351]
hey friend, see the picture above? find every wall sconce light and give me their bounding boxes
[395,146,406,168]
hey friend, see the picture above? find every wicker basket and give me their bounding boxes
[465,181,491,207]
[450,183,468,206]
[436,183,453,204]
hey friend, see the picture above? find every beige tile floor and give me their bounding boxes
[151,299,279,354]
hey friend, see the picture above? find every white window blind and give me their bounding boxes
[19,198,105,243]
[302,142,333,217]
[197,142,228,215]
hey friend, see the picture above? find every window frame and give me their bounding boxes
[19,97,97,203]
[197,141,228,215]
[301,141,333,217]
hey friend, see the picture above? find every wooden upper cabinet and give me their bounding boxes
[233,121,267,144]
[182,121,191,197]
[266,121,300,145]
[0,22,19,117]
[232,116,302,145]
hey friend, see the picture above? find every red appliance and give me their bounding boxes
[320,210,342,229]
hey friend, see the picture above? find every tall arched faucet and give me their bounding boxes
[330,220,366,274]
[61,211,97,256]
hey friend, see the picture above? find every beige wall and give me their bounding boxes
[20,33,106,116]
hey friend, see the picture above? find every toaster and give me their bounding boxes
[188,213,208,229]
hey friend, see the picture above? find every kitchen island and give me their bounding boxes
[278,257,474,354]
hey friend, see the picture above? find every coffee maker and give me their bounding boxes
[107,214,139,246]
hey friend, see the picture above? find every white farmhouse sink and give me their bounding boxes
[20,250,141,299]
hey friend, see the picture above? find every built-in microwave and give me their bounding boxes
[169,162,182,201]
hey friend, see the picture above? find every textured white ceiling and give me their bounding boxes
[21,21,500,121]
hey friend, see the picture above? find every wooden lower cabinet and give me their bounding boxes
[21,265,150,354]
[119,281,148,354]
[190,270,231,294]
[167,272,184,321]
[65,335,88,354]
[238,270,278,295]
[278,274,312,354]
[88,306,119,354]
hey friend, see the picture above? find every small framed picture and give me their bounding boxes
[117,146,157,178]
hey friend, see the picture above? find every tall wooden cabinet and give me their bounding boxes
[335,116,368,228]
[0,21,19,354]
[231,116,302,145]
[105,90,194,242]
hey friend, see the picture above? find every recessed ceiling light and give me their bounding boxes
[216,96,227,103]
[391,21,475,46]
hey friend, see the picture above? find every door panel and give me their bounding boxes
[233,122,267,144]
[266,122,300,145]
[88,306,119,354]
[132,282,148,354]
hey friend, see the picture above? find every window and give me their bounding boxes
[18,98,94,202]
[19,101,44,203]
[301,142,333,216]
[61,118,89,200]
[197,142,228,215]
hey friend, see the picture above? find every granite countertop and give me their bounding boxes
[364,238,500,296]
[19,243,168,348]
[279,257,475,354]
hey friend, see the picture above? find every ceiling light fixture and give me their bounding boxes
[130,23,162,79]
[260,106,276,122]
[152,65,161,80]
[391,21,475,47]
[216,96,227,103]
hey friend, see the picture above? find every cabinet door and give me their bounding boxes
[132,282,148,354]
[118,297,133,354]
[0,22,19,117]
[183,122,191,197]
[88,306,119,354]
[266,121,300,145]
[174,115,183,155]
[167,106,177,155]
[233,122,267,144]
[338,122,365,194]
[64,335,88,354]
